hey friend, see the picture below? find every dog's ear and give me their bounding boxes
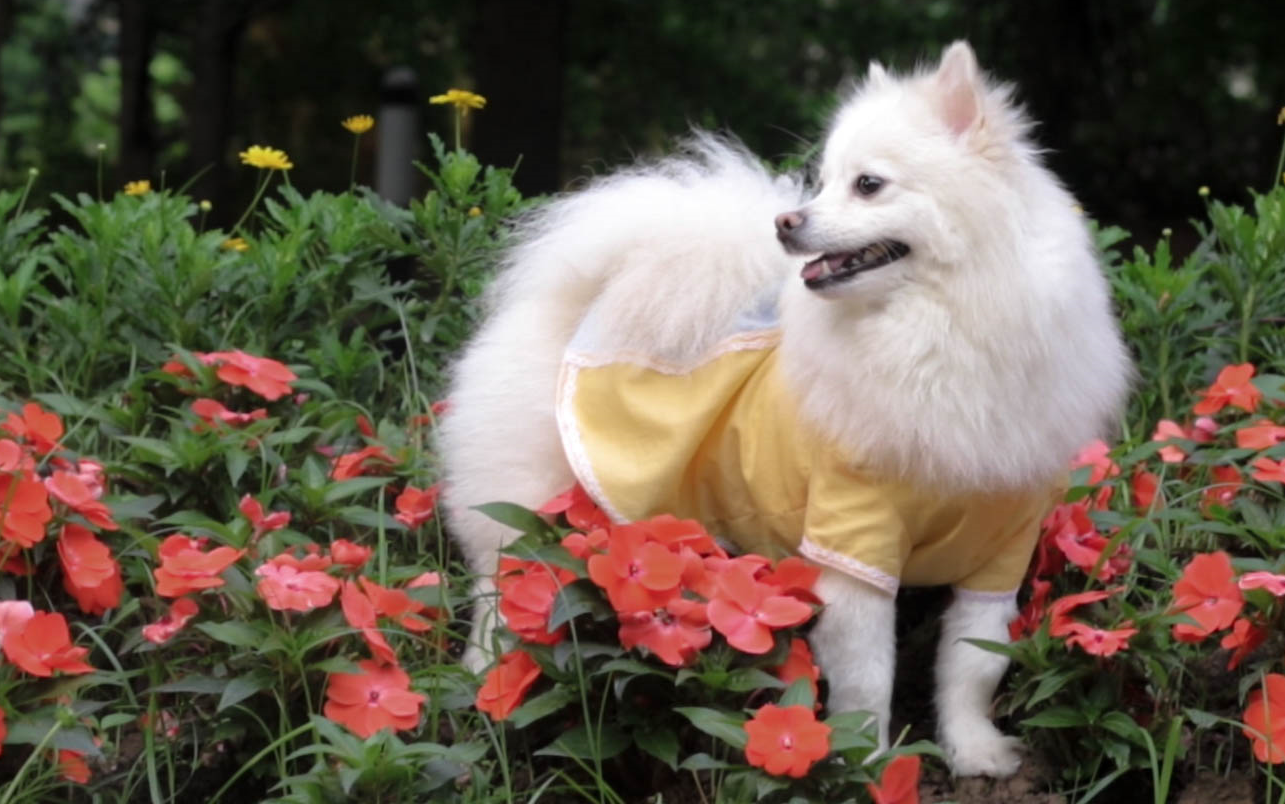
[933,41,983,136]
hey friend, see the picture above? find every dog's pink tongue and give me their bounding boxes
[801,256,829,281]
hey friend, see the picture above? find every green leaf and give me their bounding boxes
[324,476,392,503]
[474,501,554,536]
[678,752,735,771]
[195,621,267,648]
[675,706,749,750]
[225,449,250,486]
[1021,706,1090,729]
[105,493,164,522]
[635,727,680,771]
[338,506,407,530]
[548,579,614,630]
[725,667,786,693]
[534,724,630,760]
[152,675,228,696]
[507,686,576,728]
[218,671,274,712]
[778,677,815,709]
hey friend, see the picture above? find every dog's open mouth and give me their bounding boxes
[800,241,911,290]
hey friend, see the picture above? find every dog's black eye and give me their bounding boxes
[854,174,884,197]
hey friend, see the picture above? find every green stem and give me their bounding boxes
[349,135,360,191]
[454,110,462,151]
[0,720,61,804]
[208,721,315,803]
[232,171,275,234]
[96,149,105,202]
[1272,125,1285,192]
[14,169,37,219]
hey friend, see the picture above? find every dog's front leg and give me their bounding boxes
[935,591,1023,777]
[810,568,896,753]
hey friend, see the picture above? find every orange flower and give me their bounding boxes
[1048,587,1122,636]
[339,580,397,665]
[744,704,831,778]
[774,637,821,703]
[587,524,684,613]
[191,398,267,428]
[1070,439,1119,484]
[57,749,91,783]
[2,611,94,676]
[1202,465,1243,512]
[1222,617,1269,670]
[538,484,612,531]
[394,484,439,528]
[1194,363,1261,415]
[57,524,123,615]
[330,444,395,480]
[50,457,105,499]
[1171,551,1243,642]
[707,564,813,654]
[759,557,822,604]
[1132,467,1161,513]
[476,649,541,721]
[323,659,425,738]
[1243,673,1285,763]
[255,561,340,612]
[0,600,34,643]
[361,576,438,632]
[561,528,608,559]
[1240,571,1285,596]
[867,754,921,804]
[1252,457,1285,484]
[497,558,573,645]
[329,538,371,569]
[1151,419,1188,463]
[1061,621,1138,657]
[207,350,297,401]
[1237,420,1285,450]
[239,494,291,538]
[142,597,200,644]
[0,472,52,547]
[1050,503,1131,582]
[45,470,118,530]
[0,439,31,472]
[618,597,711,666]
[1009,578,1053,640]
[153,534,244,597]
[265,544,331,572]
[1,402,63,454]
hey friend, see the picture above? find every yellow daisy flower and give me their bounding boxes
[239,145,293,171]
[429,89,487,115]
[1198,186,1210,197]
[199,199,213,212]
[124,180,151,196]
[342,115,375,134]
[222,237,250,252]
[468,206,482,217]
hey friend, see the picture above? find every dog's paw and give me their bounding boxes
[942,723,1023,778]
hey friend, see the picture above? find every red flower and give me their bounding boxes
[340,580,397,665]
[1071,439,1119,484]
[618,597,712,666]
[1243,673,1285,763]
[1009,578,1052,640]
[1202,465,1243,512]
[1152,419,1188,463]
[330,445,395,480]
[323,659,425,738]
[1252,457,1285,484]
[2,611,94,676]
[1222,617,1269,670]
[2,402,63,454]
[707,565,813,654]
[265,544,331,572]
[1171,551,1243,642]
[744,704,831,778]
[476,649,541,721]
[0,600,34,644]
[1194,363,1261,415]
[561,528,608,559]
[394,484,439,528]
[0,439,30,472]
[239,494,291,538]
[50,457,105,499]
[208,350,297,401]
[142,597,200,644]
[497,558,572,645]
[329,538,372,569]
[1237,420,1285,451]
[538,484,611,531]
[587,524,684,613]
[1048,588,1122,636]
[1239,571,1285,596]
[255,561,340,612]
[356,414,375,438]
[0,472,52,548]
[57,524,123,615]
[1049,504,1131,582]
[57,749,91,783]
[191,398,267,428]
[774,637,821,704]
[1132,467,1161,513]
[361,577,439,632]
[46,470,118,530]
[867,754,921,804]
[153,534,244,597]
[1061,621,1137,657]
[759,556,822,605]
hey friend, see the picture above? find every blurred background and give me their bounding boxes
[3,0,1284,243]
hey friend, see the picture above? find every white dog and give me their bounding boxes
[439,41,1130,777]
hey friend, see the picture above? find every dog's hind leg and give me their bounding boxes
[934,590,1023,777]
[810,569,896,753]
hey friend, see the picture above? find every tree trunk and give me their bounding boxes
[117,0,156,184]
[470,0,567,195]
[185,0,252,218]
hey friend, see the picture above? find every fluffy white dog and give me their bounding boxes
[439,41,1130,777]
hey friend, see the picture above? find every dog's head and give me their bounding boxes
[776,41,1027,302]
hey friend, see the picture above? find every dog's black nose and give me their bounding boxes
[775,211,805,233]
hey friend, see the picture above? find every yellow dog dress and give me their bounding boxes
[556,294,1052,596]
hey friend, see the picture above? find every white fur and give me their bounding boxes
[439,42,1129,776]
